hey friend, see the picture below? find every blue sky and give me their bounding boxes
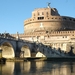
[0,0,75,34]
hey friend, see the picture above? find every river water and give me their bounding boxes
[0,61,75,75]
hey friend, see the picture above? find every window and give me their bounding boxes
[38,17,44,20]
[63,17,66,20]
[65,36,67,38]
[42,12,44,15]
[47,12,48,15]
[73,19,75,21]
[69,18,72,21]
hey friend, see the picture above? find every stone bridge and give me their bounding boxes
[0,36,34,58]
[0,33,73,59]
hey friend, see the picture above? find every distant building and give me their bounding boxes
[11,4,75,54]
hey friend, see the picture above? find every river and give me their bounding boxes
[0,61,75,75]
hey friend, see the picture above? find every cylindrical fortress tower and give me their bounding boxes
[24,5,75,33]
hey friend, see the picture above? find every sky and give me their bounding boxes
[0,0,75,34]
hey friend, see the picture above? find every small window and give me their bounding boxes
[42,12,44,15]
[69,18,72,21]
[38,17,44,20]
[47,12,48,15]
[38,17,40,20]
[63,17,66,20]
[55,18,57,19]
[42,17,44,19]
[48,35,49,38]
[65,36,67,38]
[73,19,75,21]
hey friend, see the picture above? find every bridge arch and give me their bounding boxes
[20,44,31,58]
[0,41,15,58]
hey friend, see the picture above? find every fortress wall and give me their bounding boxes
[24,17,75,33]
[10,31,75,53]
[25,21,62,32]
[24,16,75,24]
[11,30,75,39]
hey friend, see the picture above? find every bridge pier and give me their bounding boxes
[15,40,20,58]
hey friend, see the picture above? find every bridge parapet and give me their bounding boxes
[0,33,16,40]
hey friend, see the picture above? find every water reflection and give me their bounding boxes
[0,62,14,75]
[36,61,45,70]
[20,61,31,73]
[0,61,75,75]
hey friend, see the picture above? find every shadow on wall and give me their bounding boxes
[58,46,75,56]
[31,42,75,57]
[68,46,75,56]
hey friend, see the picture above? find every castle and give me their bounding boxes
[11,4,75,54]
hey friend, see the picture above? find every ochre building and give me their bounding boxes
[12,4,75,54]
